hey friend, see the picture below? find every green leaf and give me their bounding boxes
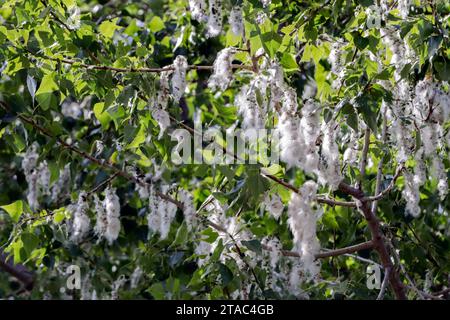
[94,102,112,129]
[99,18,120,38]
[35,73,58,110]
[127,125,146,149]
[201,228,219,243]
[147,282,165,300]
[21,232,39,257]
[149,16,165,33]
[352,32,369,51]
[218,263,233,286]
[241,239,262,255]
[1,200,23,222]
[280,52,298,72]
[170,223,188,247]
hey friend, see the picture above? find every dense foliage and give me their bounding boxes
[0,0,449,300]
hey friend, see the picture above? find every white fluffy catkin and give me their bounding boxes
[147,185,177,239]
[22,144,39,210]
[208,47,237,91]
[318,120,342,190]
[104,187,121,244]
[70,192,90,243]
[206,0,223,38]
[179,190,197,231]
[94,194,107,240]
[287,181,321,279]
[229,6,244,36]
[264,193,284,220]
[402,171,421,217]
[152,108,171,140]
[171,55,188,101]
[188,0,208,22]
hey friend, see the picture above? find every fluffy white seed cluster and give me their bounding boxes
[21,144,51,210]
[148,185,178,239]
[156,70,172,110]
[261,236,288,295]
[397,0,411,19]
[402,171,421,218]
[235,61,288,131]
[104,187,121,244]
[66,6,81,30]
[51,163,71,203]
[206,0,223,38]
[299,99,321,174]
[195,198,250,267]
[208,47,237,91]
[171,55,188,101]
[263,193,284,220]
[94,194,107,239]
[277,89,305,169]
[229,6,244,36]
[179,189,197,231]
[329,41,346,89]
[265,62,342,191]
[130,266,143,289]
[343,129,359,166]
[152,69,173,140]
[235,84,266,130]
[70,192,90,243]
[380,27,449,216]
[152,108,170,140]
[318,120,342,190]
[287,181,321,280]
[188,0,208,22]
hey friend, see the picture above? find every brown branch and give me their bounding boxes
[23,49,252,74]
[362,165,405,202]
[261,173,357,207]
[340,180,407,300]
[209,219,374,260]
[86,172,119,195]
[0,250,34,290]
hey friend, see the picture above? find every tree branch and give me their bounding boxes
[0,250,34,290]
[22,48,252,74]
[342,181,406,299]
[210,218,374,260]
[377,266,391,300]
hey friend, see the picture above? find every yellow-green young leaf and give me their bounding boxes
[280,52,298,72]
[94,102,112,129]
[35,73,59,110]
[53,207,69,224]
[226,29,241,47]
[366,58,379,79]
[1,200,23,222]
[149,16,165,33]
[99,18,120,38]
[127,125,146,149]
[21,232,39,256]
[148,282,165,299]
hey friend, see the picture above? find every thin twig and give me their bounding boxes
[23,49,252,74]
[372,109,388,214]
[358,128,371,190]
[377,266,391,300]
